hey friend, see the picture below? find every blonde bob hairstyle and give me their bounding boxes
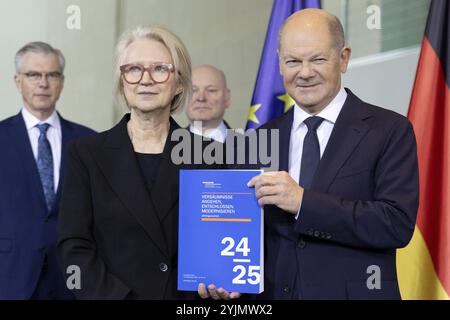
[113,25,192,114]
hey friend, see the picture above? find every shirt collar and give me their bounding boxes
[190,120,227,143]
[292,86,347,130]
[21,107,60,131]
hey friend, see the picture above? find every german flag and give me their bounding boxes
[397,0,450,300]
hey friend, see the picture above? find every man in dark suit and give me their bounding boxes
[186,65,233,143]
[200,9,418,300]
[0,42,95,299]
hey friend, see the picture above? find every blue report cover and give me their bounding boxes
[178,169,264,294]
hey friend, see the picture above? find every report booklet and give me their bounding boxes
[178,169,264,294]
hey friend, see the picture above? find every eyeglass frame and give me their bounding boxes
[19,71,64,83]
[120,63,175,85]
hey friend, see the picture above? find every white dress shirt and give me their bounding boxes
[289,87,348,185]
[22,107,62,192]
[189,120,228,143]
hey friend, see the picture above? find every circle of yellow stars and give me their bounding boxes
[247,93,295,124]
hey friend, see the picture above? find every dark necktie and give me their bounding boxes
[36,123,55,211]
[299,117,324,189]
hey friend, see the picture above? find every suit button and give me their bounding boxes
[314,231,320,237]
[159,263,168,272]
[283,286,291,293]
[297,239,306,249]
[307,230,314,236]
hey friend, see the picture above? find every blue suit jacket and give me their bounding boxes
[0,112,95,299]
[257,90,419,299]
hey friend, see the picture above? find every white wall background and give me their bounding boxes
[0,0,118,131]
[343,46,421,116]
[0,0,423,132]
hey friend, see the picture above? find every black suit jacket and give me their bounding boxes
[257,89,419,299]
[57,114,223,299]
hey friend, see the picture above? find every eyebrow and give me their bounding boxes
[22,70,62,73]
[282,52,327,60]
[310,53,327,58]
[125,61,169,65]
[193,85,220,89]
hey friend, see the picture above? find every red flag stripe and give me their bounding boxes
[408,36,450,296]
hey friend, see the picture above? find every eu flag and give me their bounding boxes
[245,0,321,130]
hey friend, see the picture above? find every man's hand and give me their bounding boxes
[198,283,241,300]
[247,171,304,215]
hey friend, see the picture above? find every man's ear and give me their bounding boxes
[60,75,65,90]
[224,88,231,109]
[14,73,22,93]
[277,49,283,75]
[340,46,352,74]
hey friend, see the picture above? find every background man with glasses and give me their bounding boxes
[0,41,95,299]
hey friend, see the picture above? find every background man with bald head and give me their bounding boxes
[186,65,231,143]
[199,9,418,300]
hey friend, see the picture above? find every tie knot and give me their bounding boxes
[37,123,51,135]
[304,117,324,131]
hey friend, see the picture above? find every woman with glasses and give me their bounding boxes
[57,26,221,299]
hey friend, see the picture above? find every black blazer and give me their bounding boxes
[57,114,223,299]
[257,89,419,299]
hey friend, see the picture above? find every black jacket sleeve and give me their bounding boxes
[57,141,131,299]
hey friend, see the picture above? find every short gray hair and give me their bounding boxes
[15,41,65,73]
[113,25,192,114]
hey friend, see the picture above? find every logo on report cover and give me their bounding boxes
[202,181,222,189]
